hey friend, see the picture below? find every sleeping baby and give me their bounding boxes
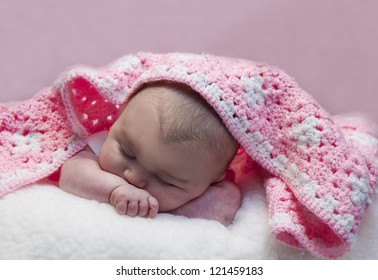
[59,81,242,225]
[2,52,375,258]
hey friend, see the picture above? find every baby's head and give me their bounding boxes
[99,82,239,212]
[149,81,238,174]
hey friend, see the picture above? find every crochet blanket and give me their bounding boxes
[0,52,377,258]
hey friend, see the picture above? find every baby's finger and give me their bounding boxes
[138,199,149,217]
[146,196,159,218]
[115,201,127,215]
[126,200,138,217]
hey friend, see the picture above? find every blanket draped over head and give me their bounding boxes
[0,52,377,258]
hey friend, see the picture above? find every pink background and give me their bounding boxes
[1,0,377,120]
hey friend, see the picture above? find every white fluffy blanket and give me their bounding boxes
[0,173,377,259]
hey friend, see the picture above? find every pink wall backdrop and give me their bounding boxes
[1,0,377,120]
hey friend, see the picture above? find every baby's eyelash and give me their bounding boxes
[156,176,174,186]
[119,146,135,159]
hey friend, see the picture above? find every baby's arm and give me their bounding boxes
[59,147,158,217]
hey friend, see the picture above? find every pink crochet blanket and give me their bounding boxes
[0,52,377,258]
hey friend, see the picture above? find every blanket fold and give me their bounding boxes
[1,52,377,258]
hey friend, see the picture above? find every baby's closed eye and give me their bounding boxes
[155,175,175,187]
[119,144,136,160]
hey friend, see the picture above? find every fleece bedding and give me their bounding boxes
[0,170,377,259]
[0,52,377,259]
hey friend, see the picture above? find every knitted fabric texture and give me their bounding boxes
[0,53,377,258]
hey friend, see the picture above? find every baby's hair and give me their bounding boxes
[137,81,239,174]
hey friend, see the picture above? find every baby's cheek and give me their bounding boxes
[97,152,109,170]
[98,150,120,173]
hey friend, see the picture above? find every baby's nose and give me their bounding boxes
[123,168,148,189]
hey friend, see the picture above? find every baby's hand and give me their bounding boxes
[109,185,159,218]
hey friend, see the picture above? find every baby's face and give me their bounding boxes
[98,88,225,212]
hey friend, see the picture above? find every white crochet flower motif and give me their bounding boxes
[242,75,265,108]
[11,132,43,154]
[318,195,338,214]
[204,83,223,99]
[0,146,75,188]
[334,213,355,233]
[272,154,289,173]
[112,55,141,72]
[291,116,321,147]
[96,74,118,93]
[171,65,189,76]
[281,161,320,199]
[190,72,211,88]
[270,212,305,233]
[349,173,370,207]
[150,64,170,76]
[256,141,273,161]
